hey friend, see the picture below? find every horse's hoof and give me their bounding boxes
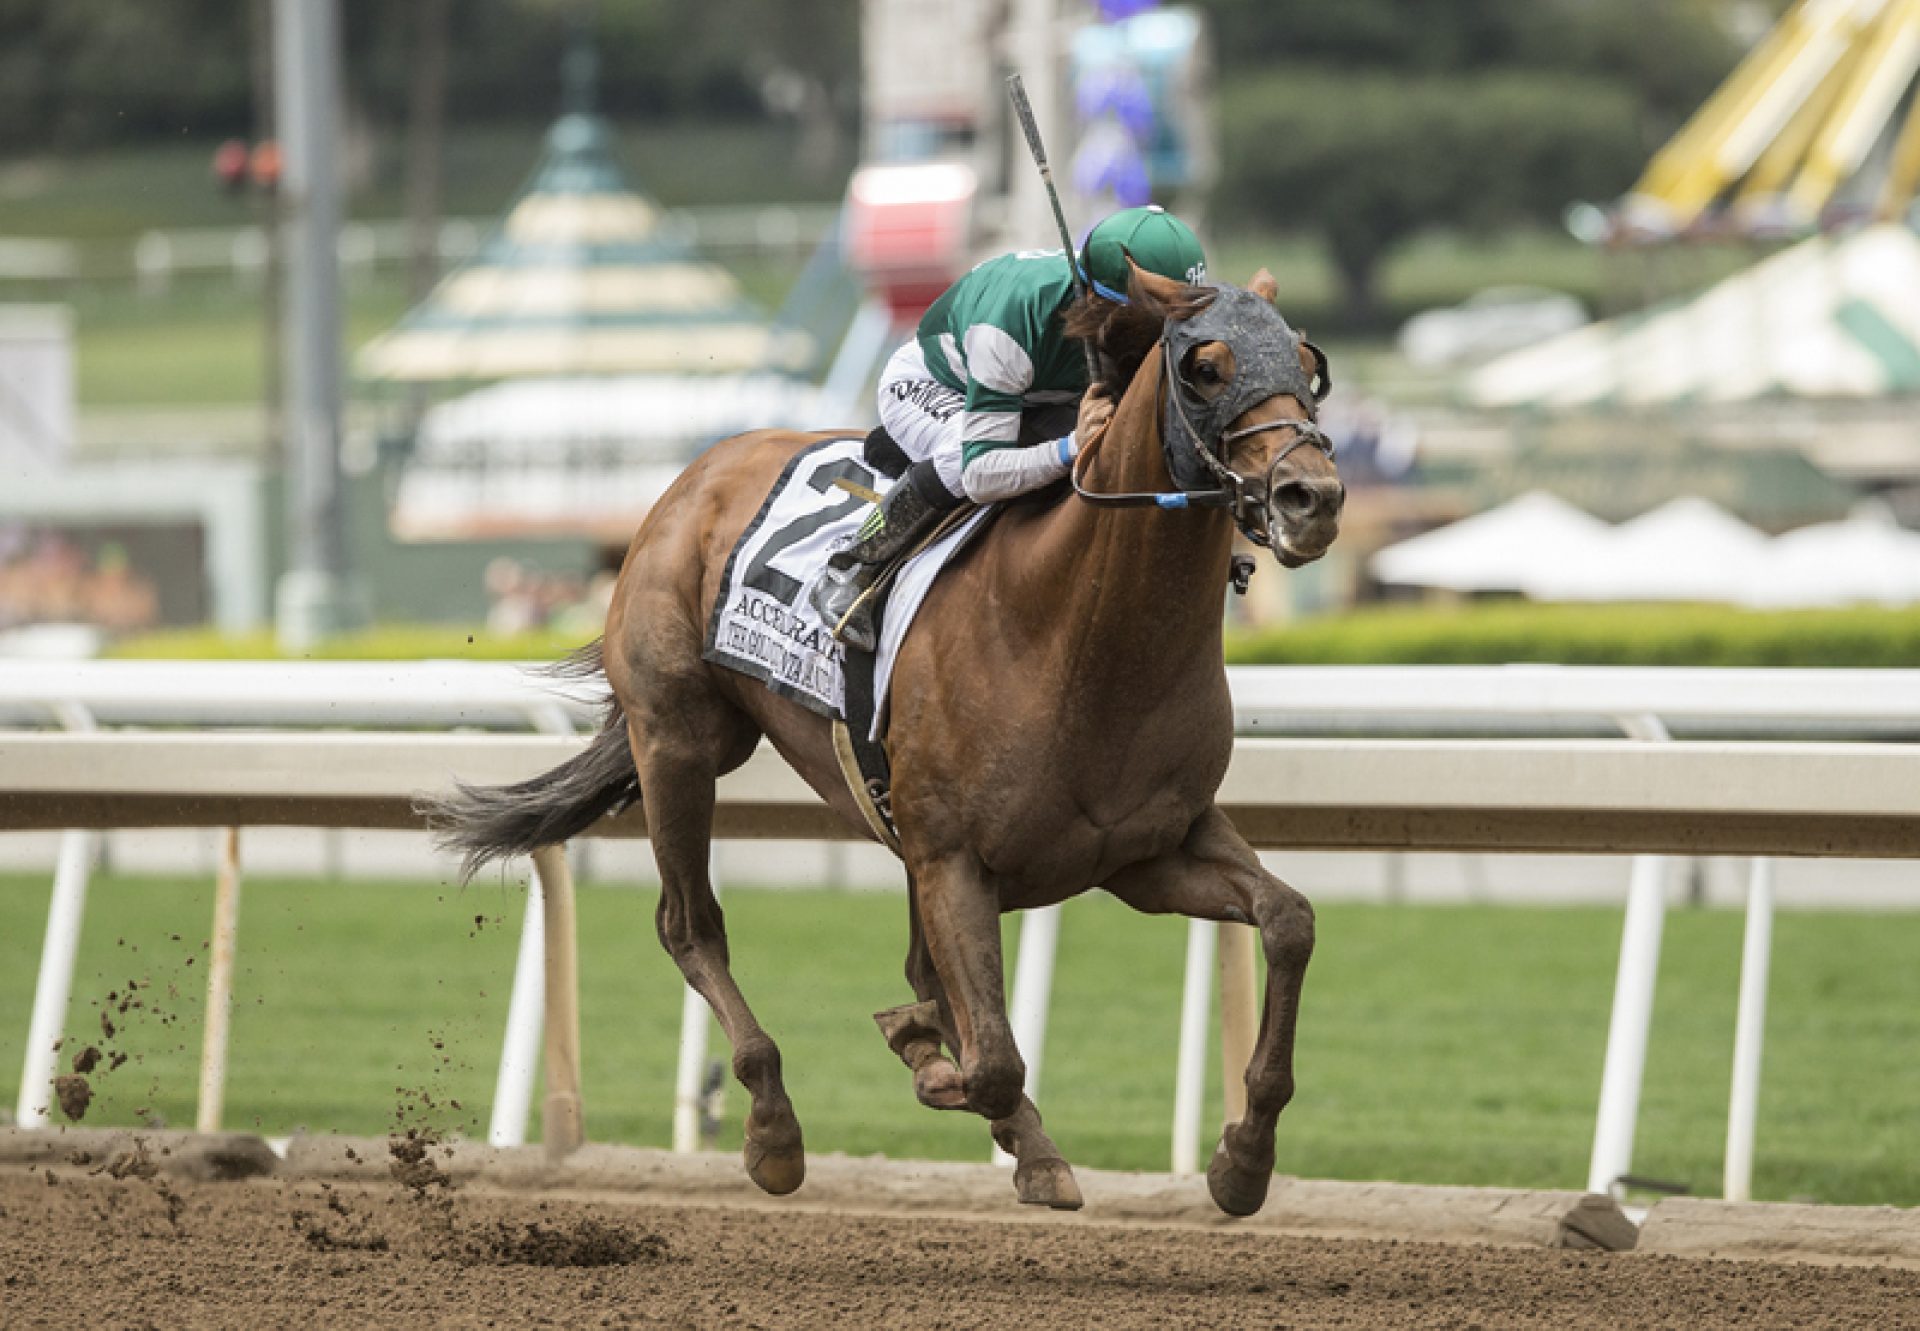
[1014,1156,1083,1211]
[743,1135,806,1196]
[1206,1131,1273,1217]
[912,1058,968,1110]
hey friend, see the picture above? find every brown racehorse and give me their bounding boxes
[425,264,1344,1216]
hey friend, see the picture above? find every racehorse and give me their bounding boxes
[424,264,1345,1216]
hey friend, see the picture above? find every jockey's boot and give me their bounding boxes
[812,461,956,652]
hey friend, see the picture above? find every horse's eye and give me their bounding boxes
[1194,360,1221,384]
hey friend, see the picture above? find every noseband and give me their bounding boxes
[1070,285,1334,550]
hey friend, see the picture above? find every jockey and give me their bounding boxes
[812,204,1208,650]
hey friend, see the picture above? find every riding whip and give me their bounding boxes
[1006,73,1103,383]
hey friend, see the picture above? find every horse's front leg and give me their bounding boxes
[908,852,1025,1114]
[1103,804,1315,1217]
[875,883,1082,1208]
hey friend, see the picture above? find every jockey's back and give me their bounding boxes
[913,249,1090,464]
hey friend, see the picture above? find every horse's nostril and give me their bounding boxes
[1274,481,1317,516]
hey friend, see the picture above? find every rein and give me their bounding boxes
[1068,316,1334,550]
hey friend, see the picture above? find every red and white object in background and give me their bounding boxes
[844,162,977,325]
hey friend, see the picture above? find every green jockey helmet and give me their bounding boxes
[1078,205,1207,304]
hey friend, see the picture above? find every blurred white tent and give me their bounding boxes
[409,374,825,466]
[1522,497,1770,603]
[1370,492,1612,593]
[1378,491,1920,607]
[1469,224,1920,409]
[1744,505,1920,607]
[391,372,827,541]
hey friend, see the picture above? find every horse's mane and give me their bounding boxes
[1061,266,1218,396]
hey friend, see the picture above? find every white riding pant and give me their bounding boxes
[875,340,1079,504]
[876,340,969,496]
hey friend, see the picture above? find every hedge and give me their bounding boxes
[1225,602,1920,668]
[109,603,1920,668]
[105,625,593,662]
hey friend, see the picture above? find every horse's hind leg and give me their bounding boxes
[625,705,806,1195]
[883,861,1082,1209]
[874,901,967,1111]
[1103,804,1314,1218]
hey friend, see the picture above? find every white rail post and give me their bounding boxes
[194,828,243,1132]
[16,830,97,1127]
[671,857,719,1155]
[488,698,579,1149]
[1218,922,1259,1126]
[1588,851,1670,1195]
[993,902,1062,1165]
[532,844,584,1160]
[1588,712,1674,1196]
[670,979,713,1154]
[1724,856,1775,1202]
[1171,918,1219,1175]
[487,871,545,1148]
[16,700,99,1130]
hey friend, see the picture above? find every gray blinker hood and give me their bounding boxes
[1161,285,1327,492]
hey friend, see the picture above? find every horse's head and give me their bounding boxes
[1131,263,1344,568]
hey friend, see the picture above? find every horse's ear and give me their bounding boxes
[1125,257,1181,318]
[1249,268,1278,302]
[1298,334,1332,403]
[1126,256,1213,322]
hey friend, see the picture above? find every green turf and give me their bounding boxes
[2,874,1914,1206]
[69,282,413,407]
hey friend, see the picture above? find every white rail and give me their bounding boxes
[5,661,1918,1203]
[8,659,1919,729]
[0,661,588,1142]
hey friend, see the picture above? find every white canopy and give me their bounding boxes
[1469,224,1920,409]
[1744,508,1920,608]
[411,373,827,465]
[1370,492,1612,593]
[392,372,830,541]
[1377,493,1920,608]
[1521,497,1770,603]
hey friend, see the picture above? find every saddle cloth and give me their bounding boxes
[703,435,991,738]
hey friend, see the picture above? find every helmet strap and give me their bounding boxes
[1076,262,1130,305]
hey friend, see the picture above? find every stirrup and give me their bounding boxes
[817,565,884,652]
[812,477,947,648]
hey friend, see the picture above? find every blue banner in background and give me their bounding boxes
[1071,6,1207,197]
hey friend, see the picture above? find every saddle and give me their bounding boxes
[702,431,998,858]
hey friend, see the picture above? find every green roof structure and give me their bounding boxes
[358,113,812,382]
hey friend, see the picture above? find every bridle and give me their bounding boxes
[1069,287,1334,551]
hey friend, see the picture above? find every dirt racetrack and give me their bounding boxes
[5,1162,1919,1330]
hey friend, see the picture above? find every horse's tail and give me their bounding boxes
[416,639,639,882]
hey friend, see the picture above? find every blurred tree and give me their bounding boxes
[1225,72,1643,323]
[0,0,252,148]
[0,0,858,156]
[1207,0,1736,118]
[1212,0,1740,324]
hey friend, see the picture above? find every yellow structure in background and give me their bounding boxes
[1625,0,1920,235]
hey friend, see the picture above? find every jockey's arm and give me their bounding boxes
[957,387,1114,505]
[959,427,1074,504]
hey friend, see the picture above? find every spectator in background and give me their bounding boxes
[0,534,160,633]
[213,139,250,194]
[1320,393,1419,486]
[249,141,282,193]
[483,557,601,637]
